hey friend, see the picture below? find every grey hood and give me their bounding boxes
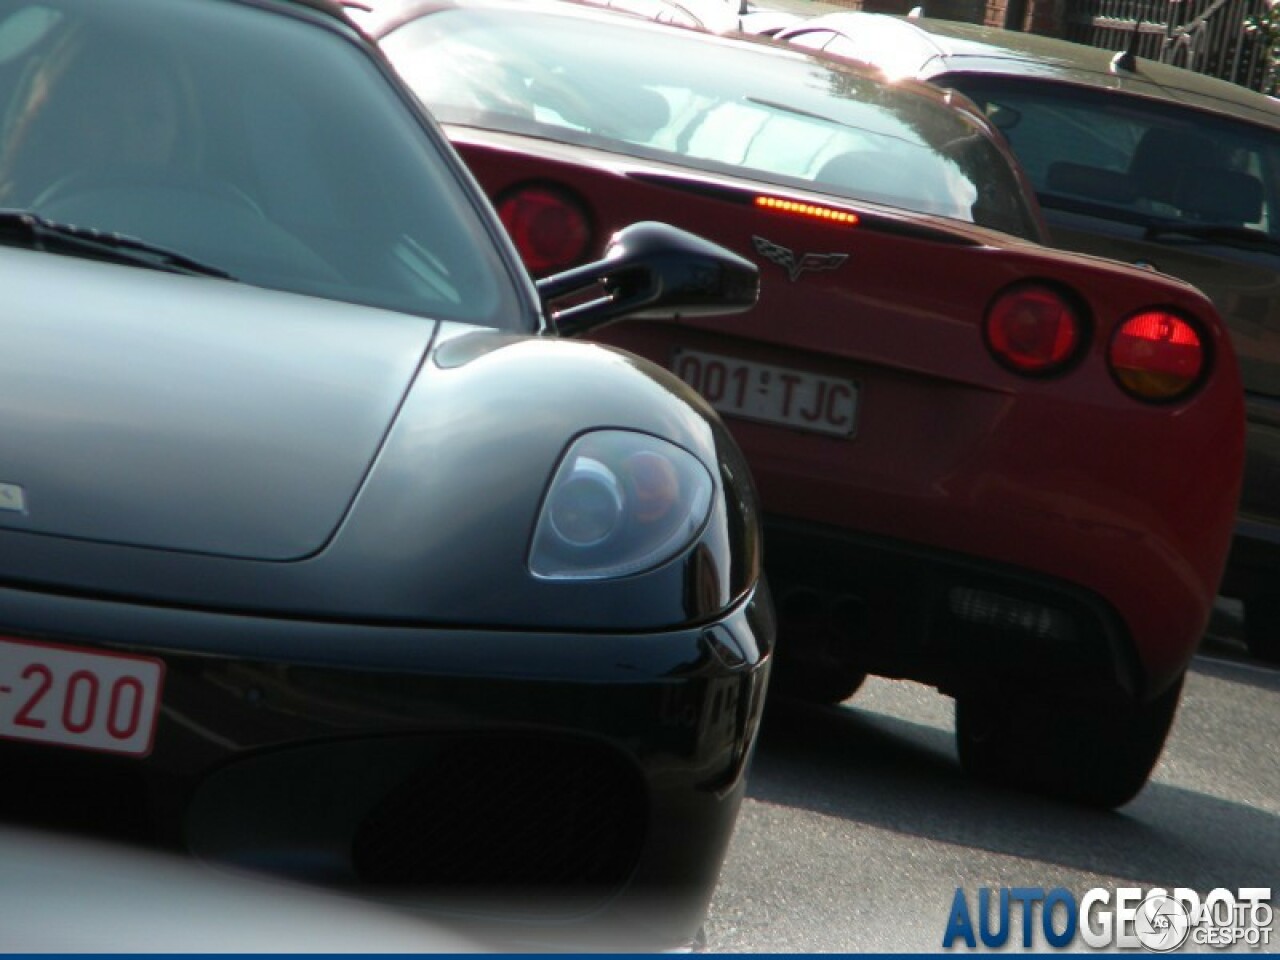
[0,248,433,560]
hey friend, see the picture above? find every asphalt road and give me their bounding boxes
[705,609,1280,952]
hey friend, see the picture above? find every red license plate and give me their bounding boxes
[0,636,164,757]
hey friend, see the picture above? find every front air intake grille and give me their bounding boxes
[351,736,646,894]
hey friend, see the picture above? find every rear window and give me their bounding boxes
[381,7,1043,240]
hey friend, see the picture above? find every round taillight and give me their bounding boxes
[1109,309,1205,401]
[495,184,592,277]
[985,283,1085,375]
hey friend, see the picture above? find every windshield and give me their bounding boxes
[0,0,526,327]
[947,76,1280,245]
[380,8,1041,240]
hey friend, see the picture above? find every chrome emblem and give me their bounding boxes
[0,483,26,513]
[752,236,848,282]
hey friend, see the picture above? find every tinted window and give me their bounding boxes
[0,0,526,327]
[948,76,1280,238]
[382,8,1042,239]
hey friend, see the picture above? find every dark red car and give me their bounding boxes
[774,11,1280,664]
[354,0,1245,807]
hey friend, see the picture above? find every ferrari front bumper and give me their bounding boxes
[0,581,773,951]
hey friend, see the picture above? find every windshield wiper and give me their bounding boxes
[1038,195,1280,254]
[0,209,234,279]
[1143,221,1280,252]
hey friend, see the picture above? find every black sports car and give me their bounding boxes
[0,0,769,950]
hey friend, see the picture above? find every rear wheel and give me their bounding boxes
[954,674,1184,809]
[1244,594,1280,664]
[770,590,868,705]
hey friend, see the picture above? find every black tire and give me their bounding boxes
[770,657,867,706]
[770,590,868,705]
[954,674,1185,809]
[1244,595,1280,665]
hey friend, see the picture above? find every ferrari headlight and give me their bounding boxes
[529,430,714,580]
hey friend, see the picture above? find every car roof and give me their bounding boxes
[344,0,633,37]
[793,10,1280,128]
[904,14,1280,127]
[352,0,990,121]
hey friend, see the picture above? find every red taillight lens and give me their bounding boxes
[495,185,592,277]
[1109,309,1205,401]
[985,283,1085,375]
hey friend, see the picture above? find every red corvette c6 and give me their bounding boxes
[352,0,1245,807]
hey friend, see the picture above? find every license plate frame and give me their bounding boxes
[671,348,859,438]
[0,635,164,757]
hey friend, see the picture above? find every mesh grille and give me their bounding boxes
[351,737,646,894]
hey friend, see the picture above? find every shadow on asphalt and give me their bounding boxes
[1193,649,1280,692]
[748,663,1278,892]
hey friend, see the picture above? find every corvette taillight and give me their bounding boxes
[495,184,593,277]
[984,283,1086,375]
[1108,309,1205,401]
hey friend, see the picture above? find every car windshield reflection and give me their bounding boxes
[0,0,525,327]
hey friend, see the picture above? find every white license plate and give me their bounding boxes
[0,636,164,757]
[672,349,859,438]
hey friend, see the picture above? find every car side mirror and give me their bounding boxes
[535,221,759,338]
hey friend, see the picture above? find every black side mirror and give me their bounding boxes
[536,221,759,338]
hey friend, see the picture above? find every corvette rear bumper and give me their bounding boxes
[0,582,773,951]
[601,319,1237,696]
[762,516,1144,702]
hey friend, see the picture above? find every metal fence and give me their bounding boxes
[1064,0,1273,91]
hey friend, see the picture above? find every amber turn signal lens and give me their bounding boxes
[1109,310,1205,401]
[625,450,680,525]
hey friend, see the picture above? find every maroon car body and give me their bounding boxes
[774,11,1280,664]
[354,0,1245,807]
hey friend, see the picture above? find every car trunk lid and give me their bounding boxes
[452,130,1056,384]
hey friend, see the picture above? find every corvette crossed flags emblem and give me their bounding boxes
[752,236,849,282]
